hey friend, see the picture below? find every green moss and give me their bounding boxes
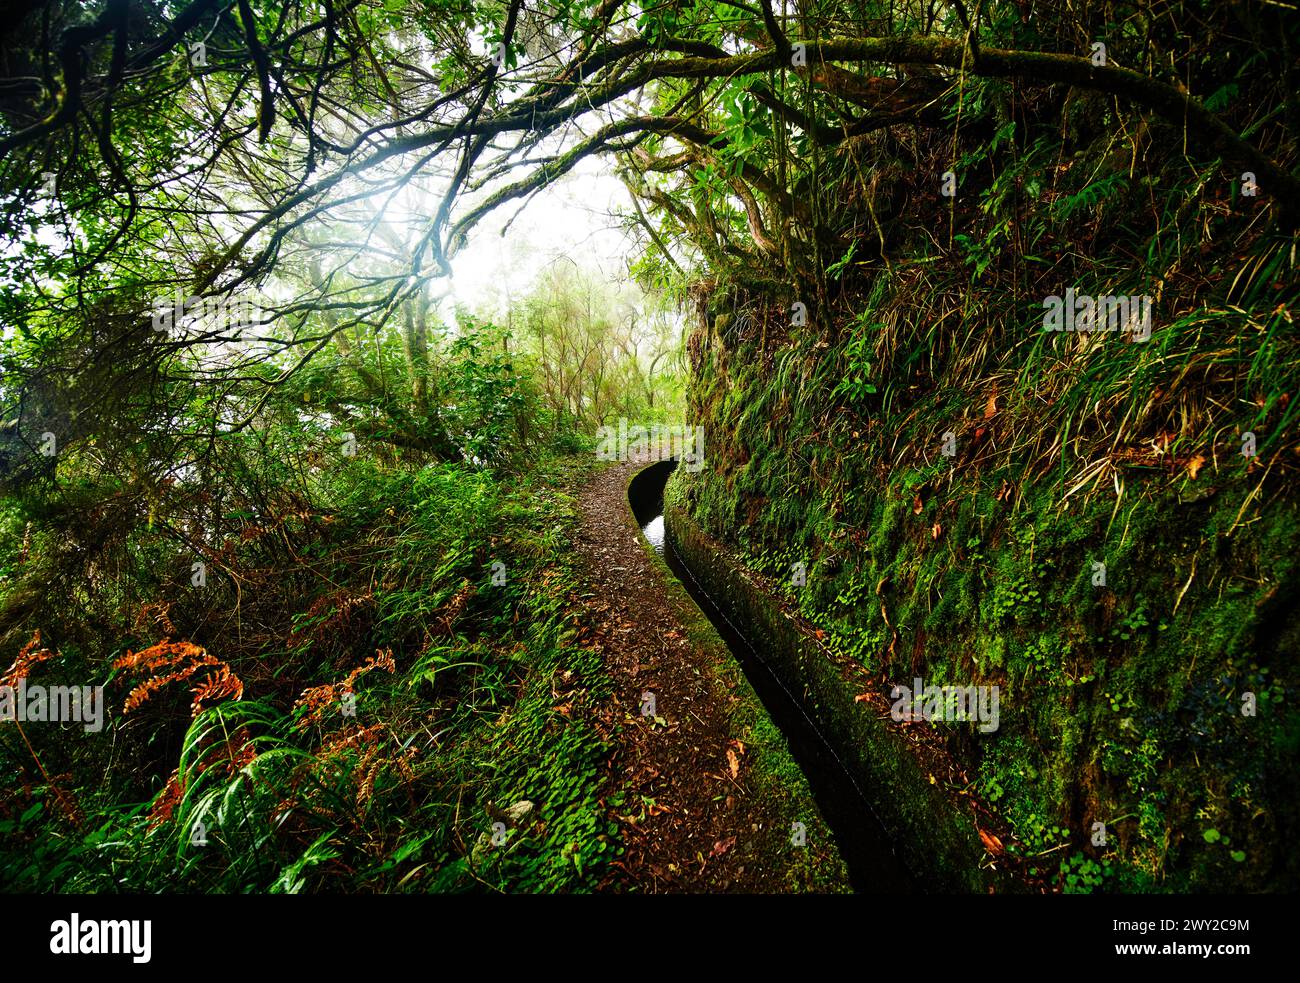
[666,496,997,891]
[678,335,1300,891]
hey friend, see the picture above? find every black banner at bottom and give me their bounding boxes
[0,892,1285,972]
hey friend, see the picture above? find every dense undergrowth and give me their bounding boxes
[667,9,1300,892]
[0,445,623,892]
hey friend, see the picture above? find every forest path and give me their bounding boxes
[576,459,790,892]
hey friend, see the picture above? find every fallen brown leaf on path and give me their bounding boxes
[979,828,1004,855]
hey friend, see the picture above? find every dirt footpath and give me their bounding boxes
[575,460,846,893]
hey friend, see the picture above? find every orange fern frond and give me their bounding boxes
[134,601,176,637]
[191,666,244,715]
[1,631,55,687]
[342,648,396,689]
[287,591,375,646]
[291,649,396,730]
[115,640,242,718]
[149,769,186,828]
